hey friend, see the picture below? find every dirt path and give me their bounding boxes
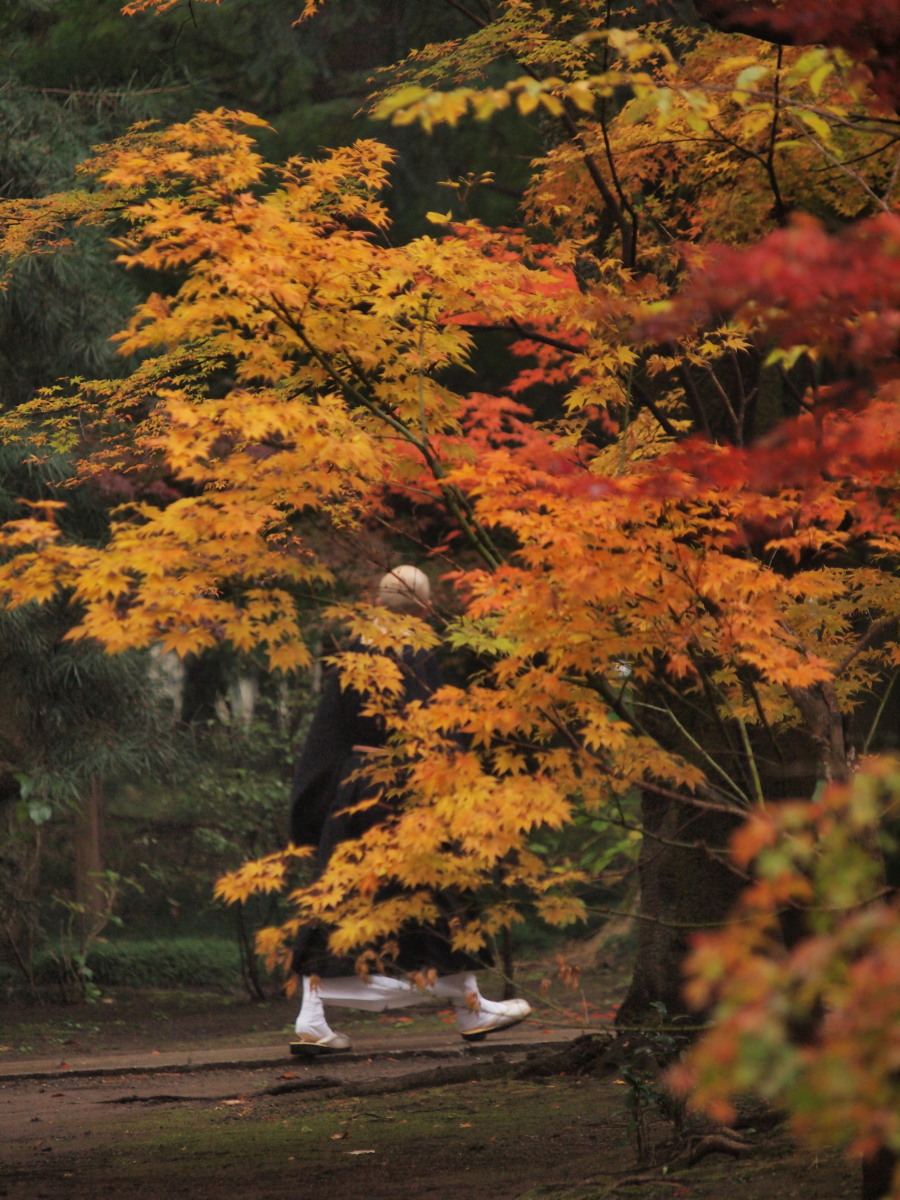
[0,1027,567,1147]
[0,1028,859,1200]
[0,972,861,1199]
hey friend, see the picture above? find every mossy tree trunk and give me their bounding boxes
[614,792,744,1028]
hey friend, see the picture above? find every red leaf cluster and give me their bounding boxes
[696,0,900,107]
[639,213,900,369]
[768,0,900,108]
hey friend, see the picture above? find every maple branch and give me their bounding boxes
[628,379,679,439]
[776,362,815,413]
[561,671,747,814]
[592,9,640,264]
[696,79,900,135]
[698,360,741,442]
[785,110,896,214]
[654,600,773,795]
[446,0,636,265]
[580,810,729,856]
[563,111,636,267]
[736,715,765,804]
[765,46,788,225]
[278,309,504,569]
[727,347,755,441]
[638,699,750,807]
[834,615,899,677]
[637,778,750,818]
[813,134,900,172]
[705,115,784,201]
[580,903,738,931]
[863,666,900,754]
[500,320,582,356]
[536,704,748,835]
[738,668,786,765]
[677,610,780,798]
[438,0,489,28]
[412,0,638,261]
[569,670,651,742]
[471,322,679,439]
[677,361,712,439]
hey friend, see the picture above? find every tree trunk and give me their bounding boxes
[615,791,744,1028]
[73,777,105,945]
[861,1148,898,1200]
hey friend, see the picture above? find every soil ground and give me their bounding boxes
[0,959,860,1200]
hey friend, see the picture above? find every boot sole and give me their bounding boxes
[459,1014,529,1042]
[290,1040,351,1056]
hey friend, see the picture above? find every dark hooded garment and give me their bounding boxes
[288,642,488,978]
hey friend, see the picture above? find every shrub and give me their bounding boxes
[8,936,246,997]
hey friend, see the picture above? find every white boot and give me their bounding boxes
[292,976,352,1055]
[432,972,533,1042]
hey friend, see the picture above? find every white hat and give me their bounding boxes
[377,564,431,613]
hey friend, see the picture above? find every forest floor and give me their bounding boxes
[0,952,859,1200]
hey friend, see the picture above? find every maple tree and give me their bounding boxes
[2,1,900,1193]
[672,760,900,1200]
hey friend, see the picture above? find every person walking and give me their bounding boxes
[288,565,531,1055]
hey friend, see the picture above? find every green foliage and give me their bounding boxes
[675,758,900,1180]
[0,79,147,406]
[1,0,531,240]
[0,441,184,812]
[618,1006,692,1164]
[1,936,244,997]
[133,691,309,899]
[529,791,641,886]
[3,614,185,811]
[43,868,139,1001]
[85,936,243,988]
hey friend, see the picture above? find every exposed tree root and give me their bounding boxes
[674,1130,754,1166]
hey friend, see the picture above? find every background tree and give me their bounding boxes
[0,442,187,994]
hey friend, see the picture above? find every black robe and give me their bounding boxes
[288,642,486,978]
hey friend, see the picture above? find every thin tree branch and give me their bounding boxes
[698,359,741,442]
[431,0,635,259]
[765,46,788,224]
[273,301,504,568]
[785,110,895,214]
[637,699,750,806]
[677,360,712,438]
[835,615,899,676]
[439,0,489,28]
[629,379,680,439]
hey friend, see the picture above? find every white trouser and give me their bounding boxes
[307,971,480,1011]
[295,971,489,1037]
[296,964,528,1041]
